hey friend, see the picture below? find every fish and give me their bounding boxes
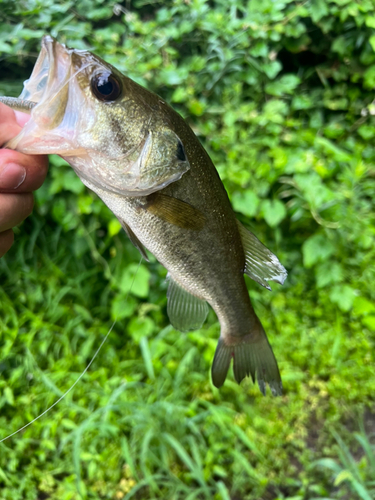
[0,36,287,395]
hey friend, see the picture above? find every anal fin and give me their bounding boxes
[237,220,287,290]
[167,274,209,332]
[119,218,149,262]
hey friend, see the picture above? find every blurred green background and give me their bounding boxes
[0,0,375,499]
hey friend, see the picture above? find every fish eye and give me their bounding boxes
[91,72,121,102]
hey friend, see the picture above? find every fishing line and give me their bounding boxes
[0,256,143,443]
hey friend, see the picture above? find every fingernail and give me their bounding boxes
[0,163,26,189]
[15,111,30,127]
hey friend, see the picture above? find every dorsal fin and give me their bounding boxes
[118,218,149,261]
[167,274,209,332]
[237,220,287,290]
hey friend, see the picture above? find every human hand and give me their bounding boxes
[0,102,48,257]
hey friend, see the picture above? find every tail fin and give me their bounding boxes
[211,329,282,396]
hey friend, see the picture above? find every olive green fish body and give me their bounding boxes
[87,97,255,328]
[0,36,287,395]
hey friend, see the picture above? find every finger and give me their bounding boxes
[0,103,23,144]
[0,150,48,192]
[0,193,34,232]
[0,229,14,258]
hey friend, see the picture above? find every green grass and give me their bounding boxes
[1,206,374,499]
[312,423,375,500]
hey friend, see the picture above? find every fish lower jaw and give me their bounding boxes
[6,132,82,156]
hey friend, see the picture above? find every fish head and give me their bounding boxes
[3,36,190,196]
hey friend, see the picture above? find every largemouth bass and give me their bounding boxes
[0,36,287,395]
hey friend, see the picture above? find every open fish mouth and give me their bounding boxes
[21,35,66,107]
[2,35,90,155]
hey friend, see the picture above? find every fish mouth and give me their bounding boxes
[4,35,90,155]
[20,35,67,106]
[1,37,191,197]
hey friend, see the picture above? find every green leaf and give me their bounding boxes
[108,218,122,237]
[118,264,151,298]
[4,387,14,406]
[362,315,375,331]
[302,233,335,268]
[352,296,375,316]
[262,60,282,79]
[261,199,286,227]
[365,16,375,28]
[111,295,137,320]
[265,74,301,96]
[332,36,347,56]
[357,125,375,140]
[329,285,356,312]
[310,0,329,22]
[363,66,375,89]
[216,481,231,500]
[139,336,155,379]
[128,316,155,341]
[334,469,353,486]
[315,261,343,288]
[232,191,260,218]
[314,137,352,162]
[189,99,206,116]
[292,94,313,110]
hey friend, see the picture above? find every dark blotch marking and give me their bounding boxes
[176,140,187,162]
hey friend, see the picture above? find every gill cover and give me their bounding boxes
[0,36,190,196]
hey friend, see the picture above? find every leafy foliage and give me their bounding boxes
[312,423,375,500]
[0,0,375,499]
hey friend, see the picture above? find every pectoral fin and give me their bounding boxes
[144,193,206,230]
[167,274,209,332]
[237,220,287,290]
[118,219,149,261]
